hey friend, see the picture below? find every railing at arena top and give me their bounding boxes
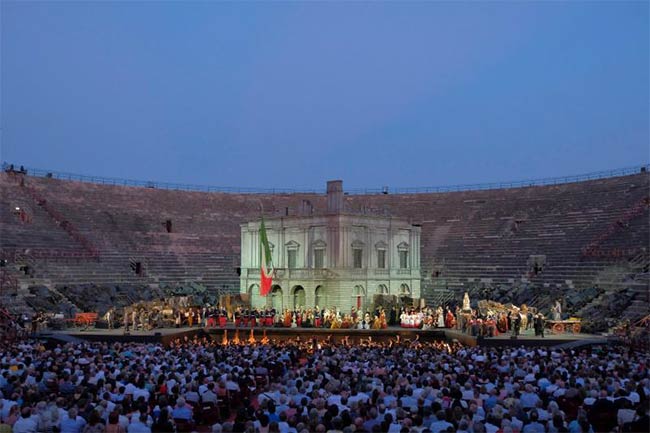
[3,162,648,195]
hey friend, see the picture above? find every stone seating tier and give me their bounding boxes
[0,171,647,320]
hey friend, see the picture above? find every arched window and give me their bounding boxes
[292,286,306,309]
[315,285,326,308]
[247,284,258,297]
[271,285,283,311]
[353,285,365,310]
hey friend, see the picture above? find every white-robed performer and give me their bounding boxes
[552,300,562,321]
[437,306,445,328]
[105,308,114,329]
[462,291,471,311]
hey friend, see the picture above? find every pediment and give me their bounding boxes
[285,240,300,249]
[397,241,409,250]
[312,239,327,249]
[375,241,388,250]
[351,240,365,249]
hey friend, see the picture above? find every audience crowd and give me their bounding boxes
[0,334,647,433]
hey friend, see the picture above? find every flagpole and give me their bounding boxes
[256,198,274,298]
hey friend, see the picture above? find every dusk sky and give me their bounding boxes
[1,2,648,190]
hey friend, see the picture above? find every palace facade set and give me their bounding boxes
[240,181,422,312]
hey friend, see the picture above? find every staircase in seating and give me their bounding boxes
[582,196,650,258]
[6,172,99,259]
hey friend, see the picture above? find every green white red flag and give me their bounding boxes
[259,218,274,296]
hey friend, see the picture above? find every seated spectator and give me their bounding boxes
[105,412,125,433]
[201,384,218,405]
[128,414,151,433]
[151,409,174,433]
[61,408,87,433]
[82,412,105,433]
[13,407,37,433]
[171,398,192,422]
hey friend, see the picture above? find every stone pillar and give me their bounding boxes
[305,284,315,308]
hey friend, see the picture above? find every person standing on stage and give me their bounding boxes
[106,308,114,329]
[534,313,545,338]
[552,299,562,320]
[513,312,522,337]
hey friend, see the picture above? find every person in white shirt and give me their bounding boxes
[112,406,130,431]
[60,408,87,433]
[128,414,151,433]
[429,410,454,433]
[461,383,475,401]
[201,383,218,404]
[13,408,38,433]
[1,398,18,421]
[225,374,240,392]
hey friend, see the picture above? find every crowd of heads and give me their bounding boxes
[0,333,648,433]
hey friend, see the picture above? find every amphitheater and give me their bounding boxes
[1,164,648,333]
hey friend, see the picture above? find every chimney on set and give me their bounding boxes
[327,180,343,214]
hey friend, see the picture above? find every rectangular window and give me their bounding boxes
[399,250,409,269]
[377,250,386,269]
[288,250,297,269]
[314,249,324,269]
[353,249,363,269]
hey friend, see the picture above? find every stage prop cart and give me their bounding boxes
[546,318,581,334]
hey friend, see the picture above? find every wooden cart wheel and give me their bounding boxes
[572,323,581,334]
[553,323,564,334]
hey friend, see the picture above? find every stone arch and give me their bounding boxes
[292,285,306,309]
[247,284,258,298]
[270,285,283,311]
[353,285,366,311]
[315,285,327,308]
[378,284,389,295]
[400,283,411,295]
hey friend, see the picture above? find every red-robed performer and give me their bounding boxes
[445,310,456,328]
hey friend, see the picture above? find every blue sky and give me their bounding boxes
[1,1,648,189]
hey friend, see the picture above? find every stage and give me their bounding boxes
[38,324,614,348]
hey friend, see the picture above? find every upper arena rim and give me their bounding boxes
[2,161,648,195]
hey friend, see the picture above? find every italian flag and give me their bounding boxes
[259,218,274,296]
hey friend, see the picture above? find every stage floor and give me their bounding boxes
[39,324,611,348]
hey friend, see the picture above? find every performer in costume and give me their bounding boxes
[462,292,471,311]
[552,300,562,321]
[445,309,455,328]
[437,306,445,328]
